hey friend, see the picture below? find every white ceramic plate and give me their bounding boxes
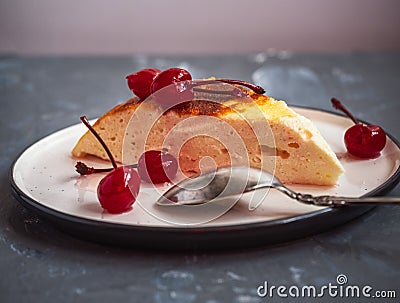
[10,107,400,249]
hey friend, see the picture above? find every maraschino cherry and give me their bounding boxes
[126,68,160,100]
[150,68,194,107]
[137,150,178,184]
[76,149,178,184]
[79,116,140,214]
[150,68,192,94]
[331,98,386,159]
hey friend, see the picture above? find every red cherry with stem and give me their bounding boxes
[344,124,386,158]
[152,80,195,108]
[137,150,178,184]
[150,68,192,93]
[80,116,140,214]
[126,68,160,100]
[97,166,140,213]
[150,68,194,108]
[331,98,386,159]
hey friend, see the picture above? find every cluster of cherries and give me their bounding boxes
[126,67,191,102]
[126,67,265,107]
[76,67,265,214]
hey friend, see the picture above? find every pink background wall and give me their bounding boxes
[1,0,399,55]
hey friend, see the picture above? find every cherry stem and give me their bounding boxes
[192,87,247,98]
[331,98,359,124]
[75,161,112,175]
[80,116,118,169]
[189,79,265,94]
[75,161,137,176]
[217,79,265,94]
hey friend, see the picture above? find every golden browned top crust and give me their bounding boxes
[247,91,273,105]
[168,100,233,116]
[100,97,140,118]
[102,91,273,119]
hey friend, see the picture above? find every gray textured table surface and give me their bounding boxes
[1,52,399,303]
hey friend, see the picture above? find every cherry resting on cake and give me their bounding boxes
[126,68,160,100]
[126,67,265,104]
[150,68,194,107]
[79,116,140,214]
[331,98,386,158]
